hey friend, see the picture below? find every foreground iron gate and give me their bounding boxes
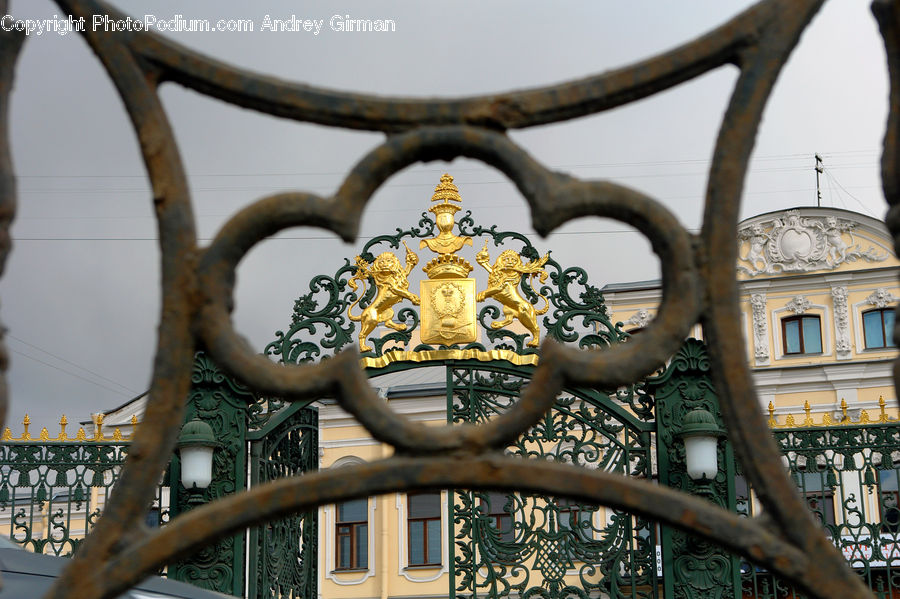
[0,1,898,597]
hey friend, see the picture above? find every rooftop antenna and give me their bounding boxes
[814,153,824,207]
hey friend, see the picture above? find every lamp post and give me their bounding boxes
[176,419,217,503]
[678,407,725,482]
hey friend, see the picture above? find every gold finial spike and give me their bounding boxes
[93,414,104,441]
[21,414,30,440]
[57,415,68,441]
[840,398,849,423]
[131,415,138,426]
[2,428,10,441]
[75,428,86,441]
[880,395,889,423]
[802,401,814,427]
[39,427,49,441]
[430,173,461,205]
[112,428,123,441]
[767,401,777,428]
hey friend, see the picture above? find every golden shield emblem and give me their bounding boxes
[420,279,477,345]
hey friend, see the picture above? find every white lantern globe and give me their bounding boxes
[176,419,217,490]
[679,408,724,482]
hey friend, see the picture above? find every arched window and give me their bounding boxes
[863,308,895,349]
[782,315,822,355]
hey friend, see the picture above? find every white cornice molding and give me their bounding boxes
[320,397,446,428]
[752,360,894,397]
[740,268,899,294]
[321,438,380,449]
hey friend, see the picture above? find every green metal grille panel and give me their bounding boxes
[448,363,658,599]
[248,405,319,599]
[739,423,900,598]
[0,441,169,558]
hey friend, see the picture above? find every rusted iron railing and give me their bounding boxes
[0,0,895,598]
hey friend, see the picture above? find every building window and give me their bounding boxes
[481,492,516,543]
[782,315,822,355]
[408,492,441,566]
[336,498,368,570]
[555,498,594,539]
[796,470,836,530]
[879,469,900,533]
[864,308,895,349]
[734,475,751,517]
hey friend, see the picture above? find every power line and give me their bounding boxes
[823,169,878,217]
[12,150,881,180]
[9,348,133,397]
[10,227,703,243]
[6,334,138,395]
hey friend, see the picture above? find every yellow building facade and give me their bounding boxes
[602,207,899,426]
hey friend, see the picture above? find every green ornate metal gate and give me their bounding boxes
[258,194,680,599]
[444,361,658,599]
[169,353,318,598]
[246,401,318,599]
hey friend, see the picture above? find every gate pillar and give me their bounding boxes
[168,352,254,596]
[649,340,741,599]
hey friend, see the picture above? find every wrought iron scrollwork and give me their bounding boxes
[0,0,888,598]
[449,364,656,599]
[264,208,623,362]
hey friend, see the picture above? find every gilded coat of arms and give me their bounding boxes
[419,174,478,345]
[348,173,551,353]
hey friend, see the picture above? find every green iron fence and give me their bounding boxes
[0,419,168,557]
[739,409,900,599]
[0,352,318,599]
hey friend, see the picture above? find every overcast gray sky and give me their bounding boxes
[0,0,889,431]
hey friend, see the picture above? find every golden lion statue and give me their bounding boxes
[348,242,420,352]
[475,241,549,347]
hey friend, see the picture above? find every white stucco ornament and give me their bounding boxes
[866,288,899,308]
[623,309,652,329]
[785,295,811,315]
[737,210,887,276]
